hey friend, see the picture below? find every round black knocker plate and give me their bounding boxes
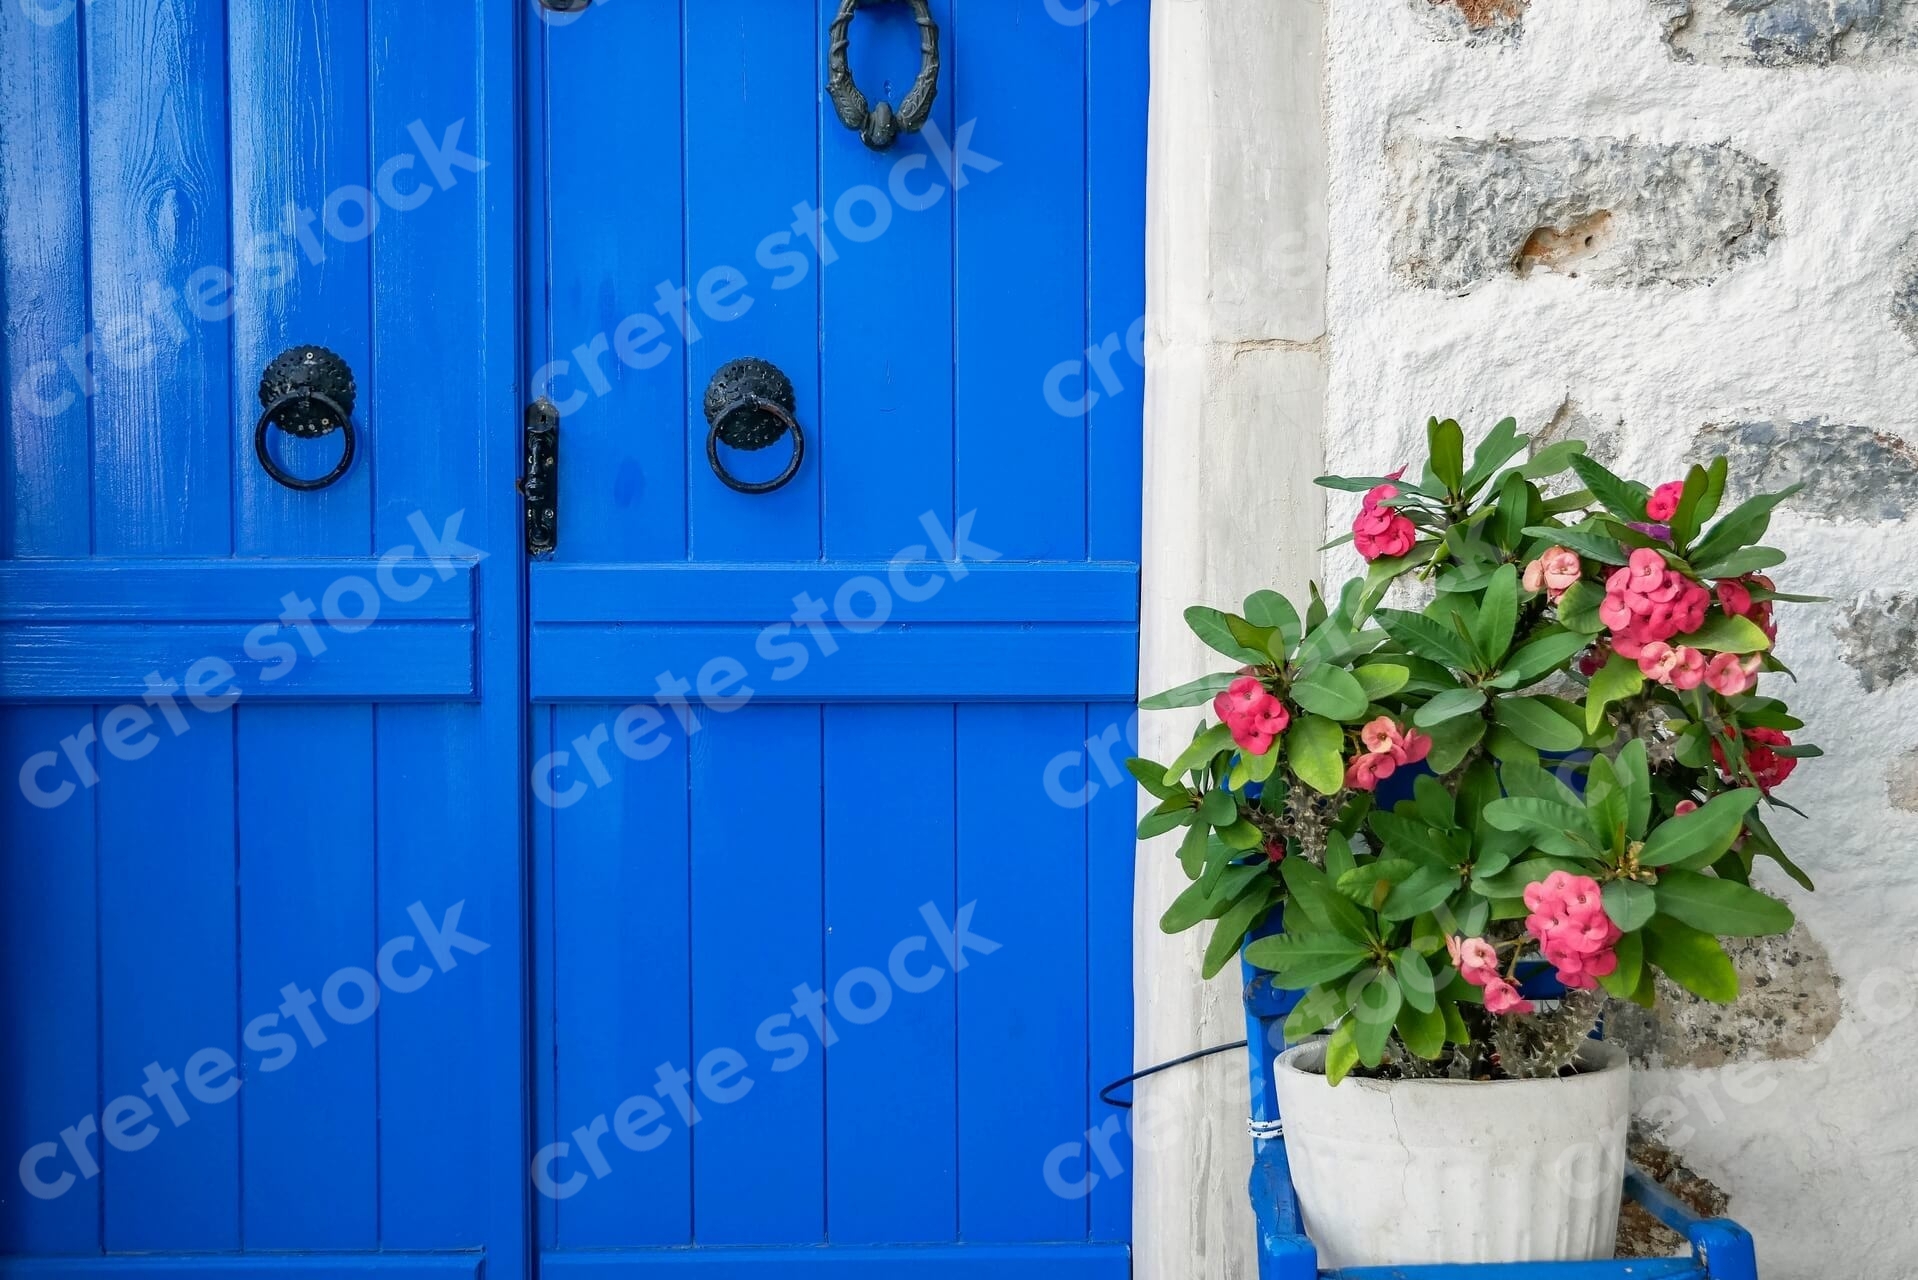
[703,358,806,495]
[255,345,358,491]
[827,0,940,152]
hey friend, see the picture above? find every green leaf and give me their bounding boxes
[1160,863,1264,932]
[1177,823,1209,878]
[1163,723,1236,787]
[1244,590,1304,656]
[1690,485,1803,570]
[1654,869,1795,937]
[1395,998,1448,1060]
[1668,463,1713,548]
[1352,970,1402,1067]
[1473,856,1582,897]
[1496,471,1533,552]
[1463,416,1526,495]
[1396,947,1438,1013]
[1518,438,1587,482]
[1323,1021,1360,1085]
[1502,629,1591,684]
[1598,929,1644,999]
[1283,983,1352,1044]
[1370,811,1460,867]
[1602,879,1656,931]
[1288,714,1347,796]
[1494,695,1587,752]
[1337,858,1419,909]
[1692,545,1787,581]
[1375,609,1483,672]
[1644,918,1739,1003]
[1677,613,1772,655]
[1184,605,1268,665]
[1438,996,1471,1046]
[1483,796,1602,850]
[1126,757,1185,801]
[1243,932,1372,988]
[1429,417,1466,494]
[1203,886,1276,979]
[1425,713,1488,774]
[1616,739,1652,839]
[1570,455,1650,523]
[1414,686,1487,728]
[1638,787,1761,867]
[1198,786,1237,827]
[1138,802,1194,840]
[1281,859,1372,942]
[1324,830,1358,882]
[1290,663,1370,722]
[1353,662,1411,700]
[1585,652,1645,734]
[1555,578,1606,634]
[1524,522,1629,567]
[1472,563,1520,663]
[1382,864,1462,921]
[1139,673,1238,711]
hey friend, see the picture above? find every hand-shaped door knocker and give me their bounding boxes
[254,345,357,491]
[826,0,940,152]
[703,358,806,495]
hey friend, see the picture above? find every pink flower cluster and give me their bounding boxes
[1342,716,1433,791]
[1447,935,1533,1016]
[1600,548,1711,660]
[1521,545,1582,602]
[1717,575,1777,643]
[1213,676,1290,755]
[1352,483,1417,562]
[1644,480,1686,522]
[1637,643,1760,696]
[1523,871,1621,991]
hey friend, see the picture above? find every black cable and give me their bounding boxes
[1097,1039,1248,1110]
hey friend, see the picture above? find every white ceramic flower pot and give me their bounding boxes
[1272,1039,1631,1267]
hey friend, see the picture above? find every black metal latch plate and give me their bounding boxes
[521,398,559,556]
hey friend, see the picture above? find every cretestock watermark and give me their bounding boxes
[15,511,484,811]
[1043,711,1140,810]
[532,118,998,419]
[533,900,999,1199]
[17,899,487,1201]
[533,509,999,809]
[13,118,484,419]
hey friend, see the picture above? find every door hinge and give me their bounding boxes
[520,398,559,556]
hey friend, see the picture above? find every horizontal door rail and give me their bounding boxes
[539,1242,1130,1276]
[0,1254,483,1280]
[530,562,1139,624]
[0,559,478,703]
[531,623,1136,703]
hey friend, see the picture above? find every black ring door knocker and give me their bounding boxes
[255,345,357,491]
[827,0,940,152]
[703,358,805,495]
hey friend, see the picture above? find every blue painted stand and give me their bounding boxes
[1241,963,1759,1280]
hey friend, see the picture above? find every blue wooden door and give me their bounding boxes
[524,1,1147,1275]
[0,1,525,1274]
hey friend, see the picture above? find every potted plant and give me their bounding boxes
[1131,416,1816,1267]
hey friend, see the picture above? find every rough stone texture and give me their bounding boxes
[1388,136,1781,293]
[1324,2,1918,1272]
[1615,1130,1732,1258]
[1654,0,1918,66]
[1536,398,1624,468]
[1832,593,1918,691]
[1894,234,1918,351]
[1891,747,1918,811]
[1604,927,1842,1069]
[1696,418,1918,523]
[1412,0,1527,42]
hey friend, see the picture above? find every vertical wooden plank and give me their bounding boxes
[97,708,240,1250]
[689,705,825,1244]
[818,0,955,560]
[1086,0,1148,566]
[952,4,1087,561]
[368,0,523,1259]
[548,704,692,1248]
[84,0,232,556]
[530,705,560,1255]
[545,0,685,566]
[0,0,90,558]
[957,703,1088,1243]
[823,704,957,1244]
[683,0,821,563]
[0,708,100,1252]
[1084,708,1134,1244]
[225,0,381,1249]
[229,0,374,555]
[235,705,378,1248]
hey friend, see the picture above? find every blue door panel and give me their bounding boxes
[0,0,523,1269]
[528,1,1147,1267]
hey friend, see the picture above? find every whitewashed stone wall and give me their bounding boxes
[1139,1,1918,1275]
